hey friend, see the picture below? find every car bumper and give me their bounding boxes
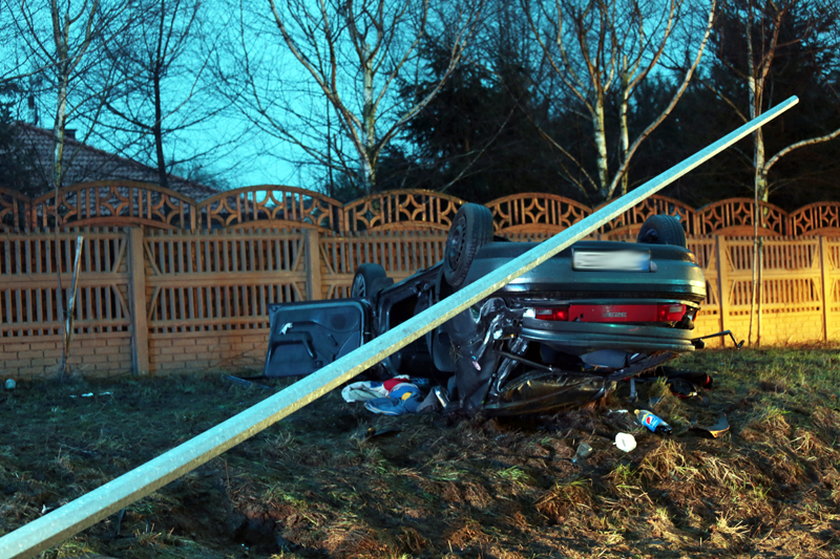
[519,318,696,354]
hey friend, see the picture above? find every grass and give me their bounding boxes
[0,346,838,558]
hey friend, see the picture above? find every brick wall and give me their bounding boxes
[1,332,132,379]
[149,330,268,375]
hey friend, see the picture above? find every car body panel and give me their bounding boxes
[264,299,368,377]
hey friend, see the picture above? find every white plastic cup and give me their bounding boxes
[614,432,637,452]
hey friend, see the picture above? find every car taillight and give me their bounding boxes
[532,303,688,323]
[657,304,686,322]
[534,306,570,321]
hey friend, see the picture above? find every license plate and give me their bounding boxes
[572,249,651,271]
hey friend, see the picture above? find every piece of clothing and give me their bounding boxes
[363,383,422,415]
[341,375,413,403]
[342,376,433,416]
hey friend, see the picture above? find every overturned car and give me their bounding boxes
[265,203,707,415]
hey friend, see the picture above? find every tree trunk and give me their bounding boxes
[153,66,168,189]
[361,45,376,194]
[153,3,168,189]
[53,68,69,191]
[619,77,630,196]
[754,129,768,203]
[594,95,609,200]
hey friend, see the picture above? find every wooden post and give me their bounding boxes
[819,236,833,342]
[715,236,730,346]
[304,228,322,301]
[127,227,150,375]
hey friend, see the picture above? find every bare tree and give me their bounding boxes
[223,0,484,195]
[97,0,231,188]
[711,0,840,203]
[523,0,716,202]
[9,0,132,190]
[8,0,131,379]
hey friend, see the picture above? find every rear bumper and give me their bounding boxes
[519,319,696,354]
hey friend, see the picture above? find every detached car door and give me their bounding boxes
[264,300,368,377]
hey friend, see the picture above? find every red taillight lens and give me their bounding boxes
[656,304,686,322]
[535,306,570,321]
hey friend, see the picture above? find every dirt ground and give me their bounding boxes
[1,347,838,558]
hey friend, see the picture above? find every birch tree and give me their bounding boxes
[8,0,130,378]
[711,0,840,203]
[8,0,132,190]
[228,0,484,195]
[522,0,716,202]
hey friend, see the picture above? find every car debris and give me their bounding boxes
[614,432,637,452]
[572,441,594,463]
[690,414,731,439]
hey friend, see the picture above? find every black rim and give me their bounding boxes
[351,274,365,298]
[446,217,466,270]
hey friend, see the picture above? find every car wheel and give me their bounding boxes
[444,203,494,288]
[637,214,686,248]
[351,263,391,300]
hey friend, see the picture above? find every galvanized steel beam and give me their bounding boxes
[0,96,798,559]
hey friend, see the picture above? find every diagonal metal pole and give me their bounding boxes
[0,95,799,559]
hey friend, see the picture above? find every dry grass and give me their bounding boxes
[1,346,838,558]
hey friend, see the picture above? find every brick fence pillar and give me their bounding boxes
[304,228,322,301]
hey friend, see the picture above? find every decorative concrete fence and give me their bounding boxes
[3,183,840,236]
[3,183,840,378]
[2,226,838,379]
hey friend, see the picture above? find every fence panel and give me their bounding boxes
[598,194,697,237]
[821,237,840,339]
[316,230,447,299]
[195,186,342,231]
[486,193,591,235]
[0,187,30,232]
[789,202,840,236]
[341,190,462,232]
[695,198,788,236]
[140,229,310,373]
[0,228,133,376]
[717,236,825,343]
[29,182,195,230]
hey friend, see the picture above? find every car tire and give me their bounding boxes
[637,214,686,248]
[444,203,494,288]
[351,263,391,301]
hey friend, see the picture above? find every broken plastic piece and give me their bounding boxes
[572,442,593,463]
[667,377,699,399]
[690,415,730,438]
[614,432,637,452]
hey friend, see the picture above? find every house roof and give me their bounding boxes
[14,122,220,200]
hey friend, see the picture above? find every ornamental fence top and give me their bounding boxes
[3,183,840,237]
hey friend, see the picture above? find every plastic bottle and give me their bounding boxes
[634,409,672,435]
